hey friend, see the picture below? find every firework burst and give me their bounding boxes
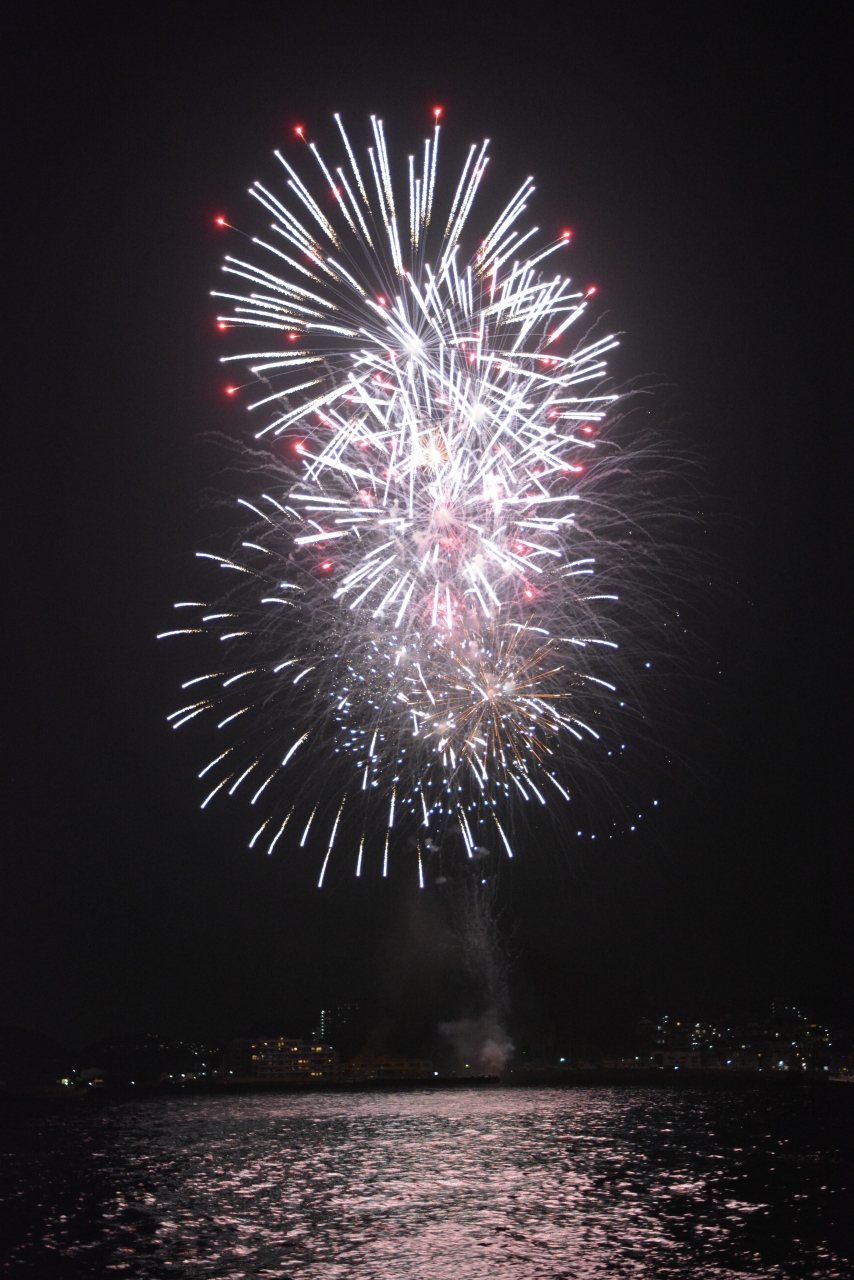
[161,113,671,883]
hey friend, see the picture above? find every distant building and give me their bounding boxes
[318,1003,359,1045]
[222,1038,253,1077]
[252,1038,337,1080]
[635,1018,658,1047]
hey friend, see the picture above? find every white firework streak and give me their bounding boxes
[162,114,671,882]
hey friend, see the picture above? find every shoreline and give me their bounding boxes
[1,1068,848,1104]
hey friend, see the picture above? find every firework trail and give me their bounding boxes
[161,112,671,883]
[439,873,513,1075]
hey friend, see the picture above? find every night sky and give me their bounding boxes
[3,4,850,1049]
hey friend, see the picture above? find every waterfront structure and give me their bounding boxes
[342,1056,433,1081]
[654,1050,702,1069]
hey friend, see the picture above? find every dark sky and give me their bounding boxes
[3,4,850,1048]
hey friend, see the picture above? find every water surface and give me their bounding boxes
[1,1085,850,1277]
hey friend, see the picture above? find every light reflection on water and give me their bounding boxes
[3,1086,850,1277]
